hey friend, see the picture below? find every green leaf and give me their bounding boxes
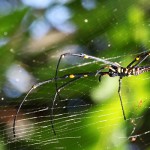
[0,8,28,37]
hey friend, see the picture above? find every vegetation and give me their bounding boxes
[0,0,150,149]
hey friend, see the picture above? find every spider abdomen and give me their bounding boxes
[129,66,150,76]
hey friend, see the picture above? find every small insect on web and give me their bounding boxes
[13,52,150,137]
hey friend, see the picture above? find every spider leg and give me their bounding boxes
[51,77,81,135]
[99,75,102,82]
[95,66,108,77]
[98,72,110,82]
[127,52,150,68]
[13,88,33,138]
[13,79,54,138]
[55,54,64,100]
[118,77,126,120]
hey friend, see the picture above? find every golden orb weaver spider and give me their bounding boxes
[13,51,150,137]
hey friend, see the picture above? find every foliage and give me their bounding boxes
[0,0,150,150]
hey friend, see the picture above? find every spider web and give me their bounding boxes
[1,52,150,150]
[0,0,150,150]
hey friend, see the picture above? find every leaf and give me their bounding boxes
[0,8,28,37]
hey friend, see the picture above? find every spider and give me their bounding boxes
[13,51,150,137]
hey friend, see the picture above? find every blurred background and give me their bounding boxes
[0,0,150,149]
